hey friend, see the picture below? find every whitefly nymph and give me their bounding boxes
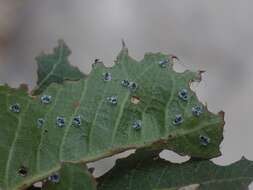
[121,79,130,87]
[41,95,52,104]
[37,118,45,128]
[9,103,21,113]
[159,59,169,68]
[132,120,142,130]
[48,173,60,183]
[172,114,184,125]
[199,135,210,146]
[107,96,117,105]
[192,105,203,116]
[103,72,112,81]
[178,88,188,101]
[56,116,65,128]
[128,82,138,91]
[72,115,81,127]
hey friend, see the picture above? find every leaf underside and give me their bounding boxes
[0,41,224,190]
[98,150,253,190]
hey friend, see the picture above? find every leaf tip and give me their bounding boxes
[120,39,128,54]
[57,39,71,56]
[241,156,248,161]
[121,38,127,49]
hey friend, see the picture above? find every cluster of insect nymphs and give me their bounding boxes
[9,94,82,132]
[8,58,210,149]
[175,86,210,146]
[100,59,209,145]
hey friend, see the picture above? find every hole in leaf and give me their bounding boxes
[87,149,135,177]
[159,150,189,163]
[33,181,43,188]
[172,58,187,73]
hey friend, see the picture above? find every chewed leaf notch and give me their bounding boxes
[0,41,224,190]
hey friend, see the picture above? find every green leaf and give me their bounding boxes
[43,164,96,190]
[0,42,224,190]
[32,40,86,95]
[98,150,253,190]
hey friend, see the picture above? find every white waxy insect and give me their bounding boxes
[199,135,210,146]
[159,59,169,68]
[41,95,52,104]
[107,96,117,105]
[103,72,112,81]
[192,105,203,116]
[37,118,45,128]
[178,88,188,101]
[132,120,142,130]
[128,82,138,91]
[48,173,60,183]
[72,115,81,127]
[56,116,65,128]
[172,114,184,125]
[9,103,21,113]
[121,80,130,87]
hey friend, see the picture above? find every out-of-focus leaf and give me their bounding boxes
[98,150,253,190]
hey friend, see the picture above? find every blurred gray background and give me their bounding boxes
[0,0,252,188]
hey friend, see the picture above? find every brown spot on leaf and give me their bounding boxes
[73,101,80,108]
[19,84,29,92]
[218,111,225,129]
[131,96,140,104]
